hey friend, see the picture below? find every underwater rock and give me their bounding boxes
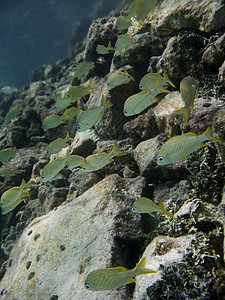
[152,91,183,137]
[70,129,99,156]
[133,134,188,180]
[218,60,225,87]
[202,33,225,67]
[150,0,225,35]
[84,17,117,76]
[133,234,196,299]
[156,34,205,85]
[112,33,163,72]
[0,174,146,299]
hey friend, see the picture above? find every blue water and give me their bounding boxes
[0,0,122,88]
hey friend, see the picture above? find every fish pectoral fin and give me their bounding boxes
[148,212,155,217]
[109,158,114,163]
[181,154,191,160]
[128,277,136,284]
[200,143,207,148]
[153,97,158,103]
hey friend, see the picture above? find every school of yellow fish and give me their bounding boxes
[0,0,224,293]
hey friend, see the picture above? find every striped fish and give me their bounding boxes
[84,256,156,291]
[139,73,175,91]
[0,147,18,162]
[68,78,99,101]
[67,154,84,168]
[41,150,72,182]
[67,61,94,82]
[132,197,174,218]
[0,179,30,214]
[80,141,127,172]
[77,95,113,132]
[1,193,29,215]
[132,0,158,24]
[123,88,170,116]
[115,34,134,52]
[46,132,73,156]
[107,70,134,88]
[157,127,222,165]
[175,75,197,123]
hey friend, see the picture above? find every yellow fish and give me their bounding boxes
[41,151,71,182]
[96,41,115,55]
[123,87,170,116]
[157,127,222,165]
[43,108,78,130]
[115,34,134,51]
[67,61,94,82]
[76,95,113,132]
[4,107,23,124]
[80,141,127,172]
[0,179,30,214]
[63,107,80,119]
[107,70,134,88]
[0,147,18,162]
[67,154,84,168]
[115,15,132,30]
[0,167,18,177]
[132,197,174,218]
[55,97,72,111]
[139,73,175,91]
[175,75,198,123]
[46,132,74,156]
[84,256,156,291]
[132,0,158,24]
[43,115,65,130]
[1,192,29,215]
[68,78,99,101]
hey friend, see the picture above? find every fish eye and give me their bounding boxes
[82,166,86,170]
[41,175,45,179]
[107,82,109,86]
[158,156,164,162]
[85,284,90,289]
[132,207,136,212]
[67,93,70,97]
[77,125,81,129]
[123,109,128,114]
[139,84,143,89]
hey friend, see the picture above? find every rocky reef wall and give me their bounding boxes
[0,0,225,299]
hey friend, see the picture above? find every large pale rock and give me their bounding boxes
[133,134,188,180]
[133,235,195,299]
[0,174,146,300]
[151,0,225,34]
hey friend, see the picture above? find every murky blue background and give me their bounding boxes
[0,0,122,88]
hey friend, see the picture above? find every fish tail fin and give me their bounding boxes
[135,257,157,276]
[100,95,113,108]
[88,77,99,90]
[21,179,31,189]
[159,203,174,218]
[13,146,19,154]
[65,131,74,141]
[163,74,175,88]
[112,141,127,157]
[161,89,171,94]
[175,107,190,123]
[203,127,223,143]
